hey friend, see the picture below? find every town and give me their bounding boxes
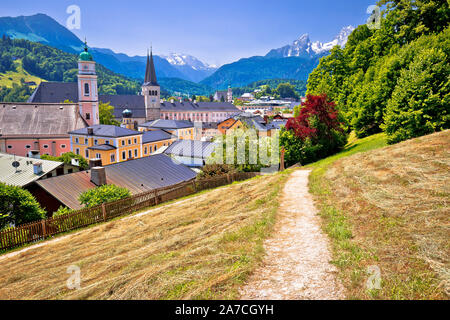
[0,0,448,306]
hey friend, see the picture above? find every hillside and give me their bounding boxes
[0,172,289,299]
[308,130,450,299]
[200,56,319,90]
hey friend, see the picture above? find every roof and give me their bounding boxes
[144,50,158,86]
[36,154,196,209]
[69,125,142,137]
[142,129,173,144]
[164,140,216,159]
[99,95,146,118]
[140,119,194,129]
[0,153,63,187]
[28,82,78,103]
[88,144,117,151]
[0,102,87,137]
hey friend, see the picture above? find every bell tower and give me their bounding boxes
[142,48,161,121]
[77,40,99,126]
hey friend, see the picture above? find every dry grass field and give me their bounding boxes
[0,172,290,299]
[310,130,449,299]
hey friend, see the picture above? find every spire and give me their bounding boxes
[144,47,158,86]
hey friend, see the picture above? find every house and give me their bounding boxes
[35,154,197,211]
[142,129,176,155]
[138,119,194,140]
[240,92,254,102]
[164,140,217,168]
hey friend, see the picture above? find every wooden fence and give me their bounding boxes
[0,172,259,252]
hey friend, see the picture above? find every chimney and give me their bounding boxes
[90,167,106,186]
[87,127,94,135]
[33,162,43,175]
[89,158,102,169]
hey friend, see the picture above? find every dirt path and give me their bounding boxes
[239,170,344,300]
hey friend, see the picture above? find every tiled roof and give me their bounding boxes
[0,153,63,187]
[0,102,87,137]
[36,154,196,209]
[164,140,216,159]
[142,129,173,144]
[69,125,142,137]
[140,119,194,129]
[28,82,78,103]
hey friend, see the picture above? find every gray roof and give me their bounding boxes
[161,101,239,112]
[69,125,142,137]
[0,153,63,187]
[142,129,173,144]
[88,144,117,151]
[99,95,147,118]
[140,119,194,129]
[36,154,196,209]
[164,140,216,159]
[28,82,78,103]
[0,102,87,137]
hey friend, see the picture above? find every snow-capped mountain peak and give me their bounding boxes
[160,53,216,70]
[266,25,355,58]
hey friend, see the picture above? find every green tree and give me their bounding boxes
[0,183,46,229]
[41,152,89,170]
[79,184,131,208]
[275,82,299,99]
[99,101,120,126]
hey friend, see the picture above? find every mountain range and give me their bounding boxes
[0,13,355,94]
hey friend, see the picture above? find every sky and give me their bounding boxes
[1,0,377,66]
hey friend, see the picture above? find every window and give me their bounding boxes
[128,150,132,159]
[61,144,66,148]
[86,113,90,120]
[134,138,137,144]
[134,149,138,157]
[96,153,101,159]
[75,137,79,144]
[43,144,49,149]
[122,151,126,160]
[7,145,12,149]
[68,168,73,174]
[94,139,98,145]
[111,154,115,162]
[85,149,89,158]
[85,138,88,144]
[25,145,31,149]
[76,148,80,155]
[128,139,131,145]
[105,140,109,145]
[121,140,125,146]
[84,83,90,96]
[144,147,147,155]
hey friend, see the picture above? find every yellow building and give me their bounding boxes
[69,125,176,166]
[138,119,195,140]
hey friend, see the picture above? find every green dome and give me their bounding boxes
[79,40,93,61]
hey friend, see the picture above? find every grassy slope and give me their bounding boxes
[0,172,290,300]
[308,131,449,299]
[0,59,43,88]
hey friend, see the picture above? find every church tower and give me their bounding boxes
[77,40,99,126]
[142,49,161,121]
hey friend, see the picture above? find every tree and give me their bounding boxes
[79,184,131,208]
[41,152,89,170]
[0,183,46,229]
[99,102,120,126]
[276,83,299,100]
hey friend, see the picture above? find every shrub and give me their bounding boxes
[79,184,131,208]
[197,164,237,180]
[41,152,89,170]
[0,183,46,229]
[53,206,73,217]
[281,94,347,166]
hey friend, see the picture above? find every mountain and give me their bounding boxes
[0,14,215,84]
[266,26,355,58]
[202,26,355,89]
[160,53,217,82]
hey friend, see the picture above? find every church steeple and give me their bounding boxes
[144,48,158,86]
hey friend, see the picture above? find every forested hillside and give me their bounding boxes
[0,36,142,101]
[307,0,449,144]
[232,79,307,97]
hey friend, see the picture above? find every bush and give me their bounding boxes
[79,184,131,208]
[0,183,46,229]
[197,164,237,180]
[281,94,347,166]
[52,206,73,217]
[41,152,89,170]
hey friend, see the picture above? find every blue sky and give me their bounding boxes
[1,0,376,66]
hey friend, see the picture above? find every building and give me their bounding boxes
[35,154,197,211]
[240,92,254,102]
[217,113,282,137]
[29,48,240,125]
[213,87,233,103]
[164,140,217,168]
[142,129,176,155]
[138,119,195,140]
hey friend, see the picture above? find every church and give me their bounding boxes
[29,44,240,128]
